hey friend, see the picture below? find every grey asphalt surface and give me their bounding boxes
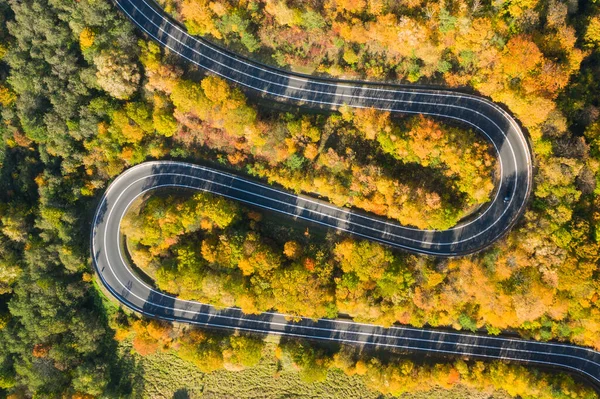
[91,0,600,388]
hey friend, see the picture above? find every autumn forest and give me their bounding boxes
[1,0,600,397]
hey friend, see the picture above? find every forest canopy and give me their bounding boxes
[0,0,599,396]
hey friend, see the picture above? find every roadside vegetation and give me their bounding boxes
[0,0,598,396]
[108,312,597,399]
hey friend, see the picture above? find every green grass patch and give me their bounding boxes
[123,341,512,399]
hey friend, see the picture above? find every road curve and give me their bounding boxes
[92,161,600,388]
[116,0,533,255]
[92,0,600,389]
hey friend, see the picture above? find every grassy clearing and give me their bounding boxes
[123,340,512,399]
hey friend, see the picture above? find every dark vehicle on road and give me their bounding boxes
[503,184,514,203]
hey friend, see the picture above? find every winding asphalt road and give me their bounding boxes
[93,162,600,388]
[116,0,533,256]
[91,0,600,389]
